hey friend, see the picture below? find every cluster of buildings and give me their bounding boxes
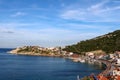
[75,50,120,80]
[65,50,120,80]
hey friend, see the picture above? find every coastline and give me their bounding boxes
[9,52,64,57]
[9,47,114,80]
[9,49,104,68]
[1,49,103,80]
[9,51,106,80]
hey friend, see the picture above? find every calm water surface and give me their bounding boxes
[0,49,103,80]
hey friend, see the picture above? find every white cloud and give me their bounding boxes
[0,22,47,28]
[0,29,14,34]
[11,12,26,17]
[88,0,108,11]
[0,21,117,48]
[60,0,120,22]
[61,9,86,20]
[61,23,101,29]
[0,22,104,47]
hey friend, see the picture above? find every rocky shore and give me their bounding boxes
[9,46,65,57]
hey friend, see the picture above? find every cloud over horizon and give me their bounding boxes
[0,0,120,48]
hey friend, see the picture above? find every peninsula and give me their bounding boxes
[9,46,66,57]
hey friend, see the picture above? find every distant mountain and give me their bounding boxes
[63,30,120,54]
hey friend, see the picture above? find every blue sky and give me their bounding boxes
[0,0,120,48]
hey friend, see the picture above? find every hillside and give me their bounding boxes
[63,30,120,54]
[9,46,63,57]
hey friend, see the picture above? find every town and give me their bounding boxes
[69,50,120,80]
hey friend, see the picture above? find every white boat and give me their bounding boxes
[80,59,85,63]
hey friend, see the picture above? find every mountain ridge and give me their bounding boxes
[63,30,120,54]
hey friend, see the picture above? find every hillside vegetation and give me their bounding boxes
[9,46,63,57]
[63,30,120,54]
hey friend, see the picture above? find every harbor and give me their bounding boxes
[69,51,120,80]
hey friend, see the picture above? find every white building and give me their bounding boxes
[112,68,120,76]
[114,51,120,58]
[116,59,120,66]
[98,54,104,59]
[109,54,114,59]
[86,52,94,56]
[86,52,94,58]
[69,52,73,56]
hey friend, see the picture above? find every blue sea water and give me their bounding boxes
[0,48,103,80]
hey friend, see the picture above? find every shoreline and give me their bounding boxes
[9,52,65,57]
[9,51,105,67]
[9,48,112,80]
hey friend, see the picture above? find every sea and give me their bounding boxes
[0,48,103,80]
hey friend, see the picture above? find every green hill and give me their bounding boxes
[63,30,120,54]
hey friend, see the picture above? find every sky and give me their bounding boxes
[0,0,120,48]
